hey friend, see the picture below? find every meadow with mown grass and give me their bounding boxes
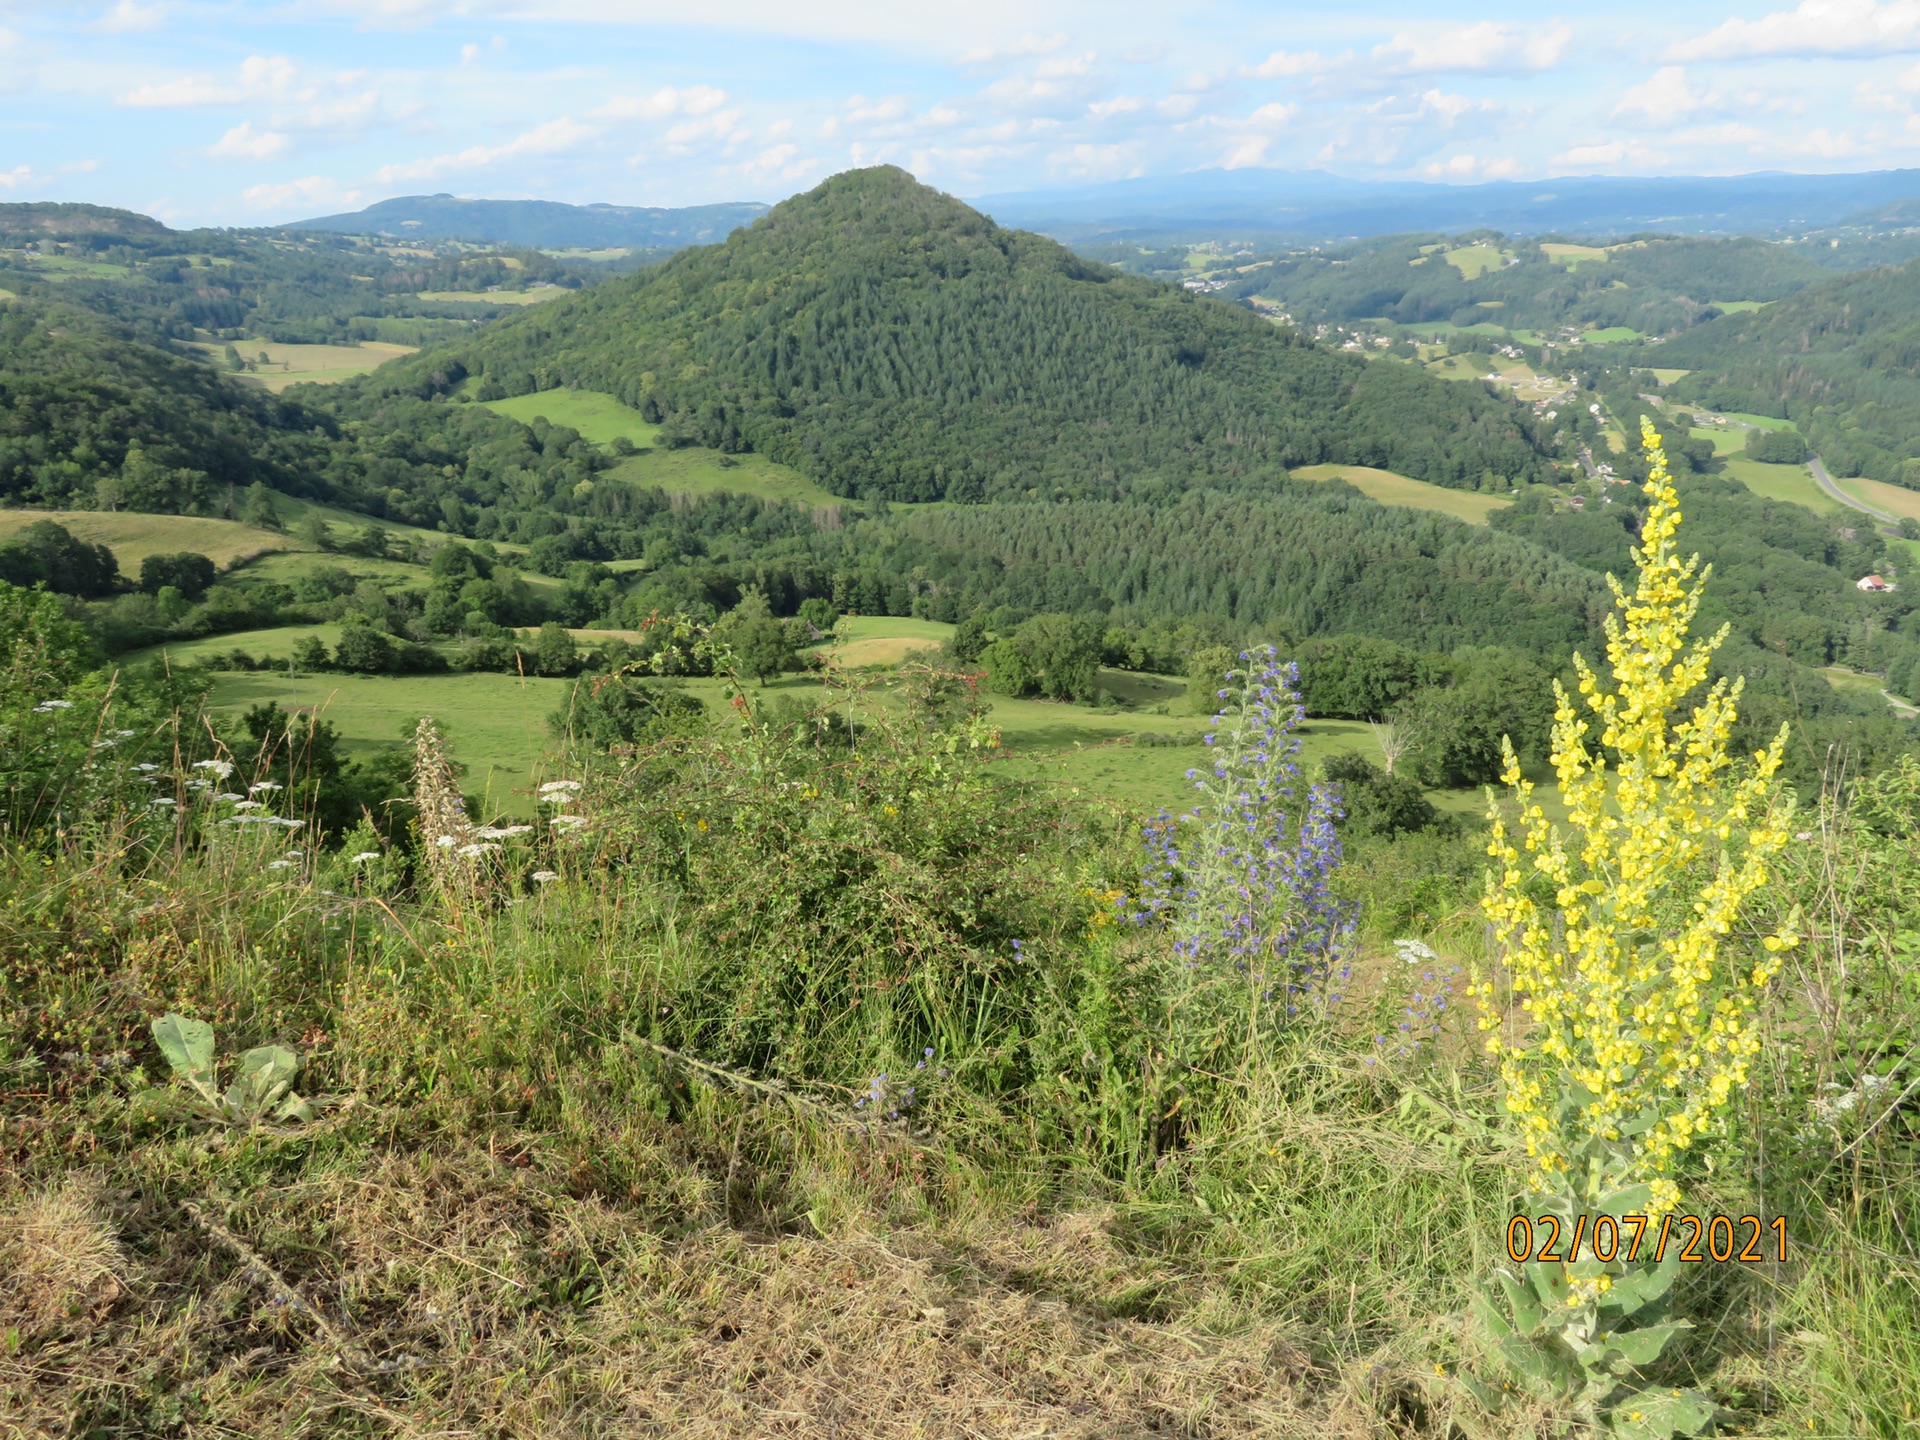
[3,428,1916,1439]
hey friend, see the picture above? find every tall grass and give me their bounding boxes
[2,647,1916,1434]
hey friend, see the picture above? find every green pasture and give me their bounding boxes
[1580,327,1642,344]
[0,509,294,571]
[485,390,659,447]
[417,289,560,306]
[192,340,417,392]
[1710,300,1770,314]
[1541,243,1608,268]
[486,389,844,506]
[1720,456,1839,514]
[206,670,573,814]
[1835,475,1920,524]
[1647,368,1690,385]
[1443,243,1510,280]
[126,624,348,670]
[1289,464,1511,525]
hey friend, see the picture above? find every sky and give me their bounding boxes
[8,0,1920,226]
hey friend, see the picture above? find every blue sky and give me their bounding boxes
[6,0,1920,225]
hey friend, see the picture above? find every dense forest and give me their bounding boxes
[1662,258,1920,486]
[367,168,1549,502]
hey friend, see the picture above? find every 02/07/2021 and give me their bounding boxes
[1505,1213,1787,1265]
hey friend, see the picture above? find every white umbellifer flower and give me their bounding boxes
[538,780,581,796]
[115,729,135,738]
[456,841,501,857]
[286,849,303,858]
[268,860,294,871]
[194,759,235,779]
[233,814,271,825]
[550,814,587,830]
[349,852,380,864]
[35,700,74,711]
[531,870,559,883]
[151,797,176,807]
[136,763,159,773]
[435,834,456,848]
[213,792,245,802]
[231,800,262,811]
[472,824,534,839]
[250,781,283,793]
[1393,938,1440,966]
[270,817,304,828]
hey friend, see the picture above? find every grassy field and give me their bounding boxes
[417,289,562,306]
[1541,243,1607,268]
[484,390,659,447]
[209,670,574,812]
[815,615,954,669]
[1580,327,1642,344]
[1647,367,1691,385]
[1425,352,1496,380]
[1443,243,1510,279]
[126,624,348,669]
[1290,464,1512,524]
[1720,456,1840,514]
[485,389,845,507]
[191,341,417,393]
[1711,300,1771,313]
[0,509,294,570]
[1834,475,1920,523]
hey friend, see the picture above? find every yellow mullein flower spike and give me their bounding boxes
[1479,417,1792,1214]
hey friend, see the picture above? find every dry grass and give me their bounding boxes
[0,1140,1409,1440]
[0,509,295,570]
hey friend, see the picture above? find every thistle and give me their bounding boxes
[1461,418,1800,1434]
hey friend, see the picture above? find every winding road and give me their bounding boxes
[1808,455,1902,535]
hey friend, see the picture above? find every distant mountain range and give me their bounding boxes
[291,194,768,249]
[970,168,1920,243]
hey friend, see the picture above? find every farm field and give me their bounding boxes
[126,624,347,669]
[1442,242,1510,279]
[0,509,293,570]
[1541,243,1607,268]
[1580,327,1642,344]
[485,390,659,447]
[486,389,846,506]
[1834,475,1920,524]
[1647,368,1690,385]
[815,615,954,669]
[1289,464,1513,524]
[206,670,576,813]
[1720,456,1840,513]
[416,288,561,305]
[191,340,417,392]
[1711,300,1770,313]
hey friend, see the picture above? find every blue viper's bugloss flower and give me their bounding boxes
[1126,648,1353,1022]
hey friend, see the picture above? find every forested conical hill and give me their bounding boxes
[377,167,1548,503]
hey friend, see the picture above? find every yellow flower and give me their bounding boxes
[1477,416,1791,1218]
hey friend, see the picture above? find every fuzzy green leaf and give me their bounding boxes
[1607,1387,1717,1438]
[152,1014,214,1084]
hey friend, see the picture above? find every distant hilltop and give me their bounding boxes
[291,194,769,249]
[0,202,169,237]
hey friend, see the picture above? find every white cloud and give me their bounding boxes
[1613,67,1722,127]
[1553,138,1669,169]
[375,115,598,183]
[596,85,729,122]
[1087,95,1143,118]
[1423,152,1519,179]
[1670,0,1920,60]
[120,54,301,108]
[959,32,1067,67]
[736,142,818,181]
[97,0,166,32]
[1375,22,1571,75]
[1250,49,1340,78]
[460,42,480,63]
[665,108,746,146]
[241,175,361,213]
[208,121,290,160]
[0,165,41,190]
[980,51,1098,109]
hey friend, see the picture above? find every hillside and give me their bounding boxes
[1662,259,1920,486]
[294,193,767,249]
[1229,232,1826,340]
[371,167,1548,502]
